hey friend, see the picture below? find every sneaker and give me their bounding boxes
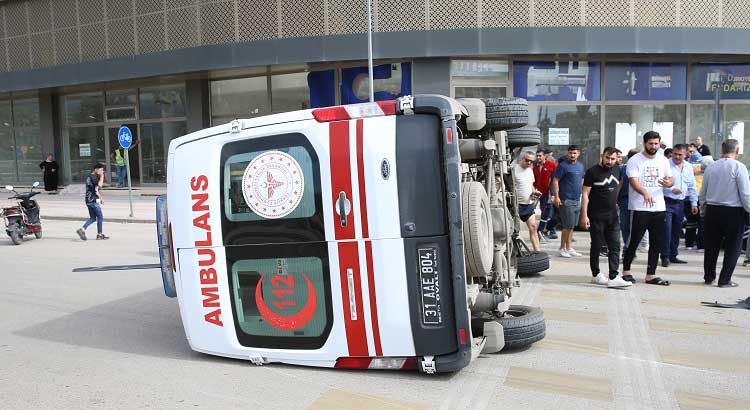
[559,249,572,258]
[591,273,608,285]
[568,248,583,257]
[669,257,687,264]
[547,232,559,239]
[685,246,695,250]
[661,258,671,268]
[608,276,633,288]
[538,232,549,243]
[76,228,87,241]
[96,234,110,240]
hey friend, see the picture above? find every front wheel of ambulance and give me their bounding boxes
[498,305,545,350]
[462,182,494,278]
[507,126,541,148]
[482,98,529,131]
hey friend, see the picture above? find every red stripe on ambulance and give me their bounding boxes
[190,175,222,327]
[355,119,383,356]
[337,241,369,356]
[329,121,355,240]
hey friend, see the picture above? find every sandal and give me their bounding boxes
[645,277,670,286]
[622,275,636,283]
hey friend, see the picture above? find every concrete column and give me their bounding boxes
[38,90,56,159]
[186,79,210,133]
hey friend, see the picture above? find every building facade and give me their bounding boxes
[1,0,749,185]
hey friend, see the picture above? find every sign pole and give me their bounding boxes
[367,0,374,103]
[125,150,133,218]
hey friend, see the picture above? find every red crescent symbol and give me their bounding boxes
[254,273,317,331]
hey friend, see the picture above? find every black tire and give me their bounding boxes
[9,228,22,245]
[507,126,541,148]
[517,251,550,276]
[34,228,42,239]
[461,182,494,277]
[482,98,528,131]
[499,305,546,350]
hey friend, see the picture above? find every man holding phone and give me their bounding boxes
[622,131,674,285]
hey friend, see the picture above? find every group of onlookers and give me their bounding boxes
[513,132,750,288]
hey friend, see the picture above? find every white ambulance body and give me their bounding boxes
[156,95,547,374]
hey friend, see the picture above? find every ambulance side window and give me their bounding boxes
[226,243,333,349]
[220,133,324,245]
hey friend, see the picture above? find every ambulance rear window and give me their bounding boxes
[226,243,333,350]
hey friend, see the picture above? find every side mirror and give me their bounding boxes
[5,185,13,191]
[32,181,40,188]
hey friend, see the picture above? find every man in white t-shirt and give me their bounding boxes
[514,151,542,252]
[622,131,674,286]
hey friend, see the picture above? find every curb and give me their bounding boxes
[43,216,155,224]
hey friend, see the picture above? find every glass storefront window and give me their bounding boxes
[65,93,104,124]
[514,61,601,102]
[106,89,137,106]
[139,85,186,119]
[605,63,687,101]
[690,104,750,166]
[452,60,509,98]
[529,104,601,168]
[340,63,412,104]
[0,101,14,182]
[271,72,311,113]
[140,121,186,183]
[604,105,686,153]
[12,98,41,182]
[211,77,269,125]
[454,87,507,98]
[66,126,105,183]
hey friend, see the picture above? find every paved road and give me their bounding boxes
[1,220,749,409]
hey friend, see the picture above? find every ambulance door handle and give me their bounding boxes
[337,191,350,227]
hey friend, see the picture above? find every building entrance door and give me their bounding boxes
[107,124,140,186]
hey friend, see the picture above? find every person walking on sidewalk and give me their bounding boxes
[622,131,674,285]
[699,139,750,288]
[515,151,542,252]
[533,149,557,242]
[580,147,631,288]
[552,145,585,258]
[76,164,109,241]
[661,144,698,267]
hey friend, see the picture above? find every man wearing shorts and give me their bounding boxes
[514,151,541,252]
[552,145,585,258]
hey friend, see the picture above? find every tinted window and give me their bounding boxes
[226,243,332,349]
[220,133,324,245]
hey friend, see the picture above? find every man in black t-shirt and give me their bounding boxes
[76,163,109,240]
[580,147,631,288]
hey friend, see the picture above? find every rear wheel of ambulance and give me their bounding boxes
[462,182,494,278]
[507,126,541,148]
[499,305,546,350]
[482,98,529,131]
[517,251,549,276]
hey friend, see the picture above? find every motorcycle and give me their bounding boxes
[2,182,42,245]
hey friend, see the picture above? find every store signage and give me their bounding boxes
[513,61,600,101]
[605,63,686,100]
[548,128,570,145]
[691,64,750,100]
[79,143,91,157]
[340,63,412,105]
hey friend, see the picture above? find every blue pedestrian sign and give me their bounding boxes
[118,126,133,149]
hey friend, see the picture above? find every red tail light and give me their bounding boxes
[335,356,418,370]
[459,328,467,345]
[312,100,396,122]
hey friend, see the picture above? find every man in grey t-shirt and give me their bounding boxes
[699,139,750,287]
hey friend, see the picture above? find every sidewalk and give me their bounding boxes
[0,184,161,224]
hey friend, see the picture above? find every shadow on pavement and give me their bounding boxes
[13,288,207,361]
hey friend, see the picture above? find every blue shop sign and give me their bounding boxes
[513,61,600,101]
[340,63,412,105]
[692,64,750,100]
[605,63,686,101]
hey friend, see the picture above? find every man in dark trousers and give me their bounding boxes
[622,131,674,285]
[661,144,698,267]
[533,149,557,242]
[580,147,631,288]
[699,139,750,288]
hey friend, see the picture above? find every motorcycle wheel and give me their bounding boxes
[9,229,22,245]
[34,227,42,239]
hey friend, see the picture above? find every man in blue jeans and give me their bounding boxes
[661,144,698,267]
[76,163,110,240]
[552,145,585,258]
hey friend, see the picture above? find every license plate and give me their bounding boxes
[418,247,442,325]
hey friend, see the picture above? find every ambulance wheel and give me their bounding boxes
[517,252,549,276]
[462,182,494,277]
[499,305,546,350]
[507,126,541,148]
[482,98,529,131]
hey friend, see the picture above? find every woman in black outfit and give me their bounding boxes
[39,154,59,193]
